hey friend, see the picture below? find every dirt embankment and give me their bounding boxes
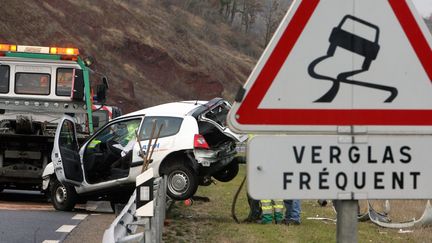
[0,0,260,112]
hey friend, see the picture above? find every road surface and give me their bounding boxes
[0,189,115,243]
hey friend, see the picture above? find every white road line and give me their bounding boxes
[42,241,59,243]
[56,225,76,233]
[72,214,88,220]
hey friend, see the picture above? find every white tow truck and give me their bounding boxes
[0,44,107,192]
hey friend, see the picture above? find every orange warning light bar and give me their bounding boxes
[50,47,79,56]
[0,44,80,60]
[0,44,17,52]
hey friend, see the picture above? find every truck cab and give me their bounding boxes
[0,44,103,191]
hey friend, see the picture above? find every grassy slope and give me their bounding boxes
[164,165,431,242]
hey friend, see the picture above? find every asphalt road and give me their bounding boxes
[0,210,83,242]
[0,189,115,243]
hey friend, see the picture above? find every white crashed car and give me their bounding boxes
[42,98,247,211]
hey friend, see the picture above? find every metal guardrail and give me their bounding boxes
[103,176,167,243]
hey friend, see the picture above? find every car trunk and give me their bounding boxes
[192,99,246,175]
[193,120,237,169]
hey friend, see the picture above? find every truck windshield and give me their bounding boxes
[15,73,50,95]
[56,68,74,96]
[0,65,9,93]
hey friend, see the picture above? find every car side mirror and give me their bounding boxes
[83,56,95,67]
[92,115,100,129]
[72,69,84,101]
[102,76,109,89]
[95,77,109,103]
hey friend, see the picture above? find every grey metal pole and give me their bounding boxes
[336,200,358,243]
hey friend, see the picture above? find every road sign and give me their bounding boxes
[228,0,432,133]
[247,135,432,200]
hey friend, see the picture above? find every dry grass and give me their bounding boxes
[0,0,260,112]
[163,165,432,242]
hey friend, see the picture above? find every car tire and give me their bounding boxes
[110,201,126,215]
[165,163,198,200]
[50,178,77,211]
[213,162,239,182]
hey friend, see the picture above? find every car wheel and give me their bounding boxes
[110,201,126,215]
[165,164,198,200]
[213,162,239,182]
[50,178,77,211]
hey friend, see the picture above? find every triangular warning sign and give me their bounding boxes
[228,0,432,133]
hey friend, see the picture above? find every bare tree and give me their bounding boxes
[229,0,238,24]
[263,0,281,46]
[239,0,262,33]
[220,0,231,17]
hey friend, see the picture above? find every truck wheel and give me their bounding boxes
[213,162,239,182]
[165,164,198,200]
[50,179,77,211]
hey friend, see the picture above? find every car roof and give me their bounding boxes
[121,100,209,118]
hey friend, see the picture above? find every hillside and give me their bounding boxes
[0,0,263,112]
[0,1,430,113]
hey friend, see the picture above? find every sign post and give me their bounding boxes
[336,200,358,243]
[227,0,432,241]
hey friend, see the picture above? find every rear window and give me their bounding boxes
[15,73,50,95]
[203,103,229,127]
[56,68,74,96]
[140,117,183,140]
[0,65,9,93]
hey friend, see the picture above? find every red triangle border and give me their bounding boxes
[235,0,432,126]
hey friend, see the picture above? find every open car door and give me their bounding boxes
[52,115,83,186]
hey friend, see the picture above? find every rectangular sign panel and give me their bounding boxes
[248,135,431,200]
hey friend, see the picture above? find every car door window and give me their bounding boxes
[59,120,79,153]
[58,119,82,183]
[83,118,141,184]
[140,116,183,140]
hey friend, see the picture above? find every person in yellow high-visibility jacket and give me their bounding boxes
[260,199,284,224]
[246,134,284,224]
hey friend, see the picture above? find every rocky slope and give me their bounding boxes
[0,0,260,112]
[0,1,430,113]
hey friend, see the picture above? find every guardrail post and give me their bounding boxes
[136,168,155,217]
[103,170,167,243]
